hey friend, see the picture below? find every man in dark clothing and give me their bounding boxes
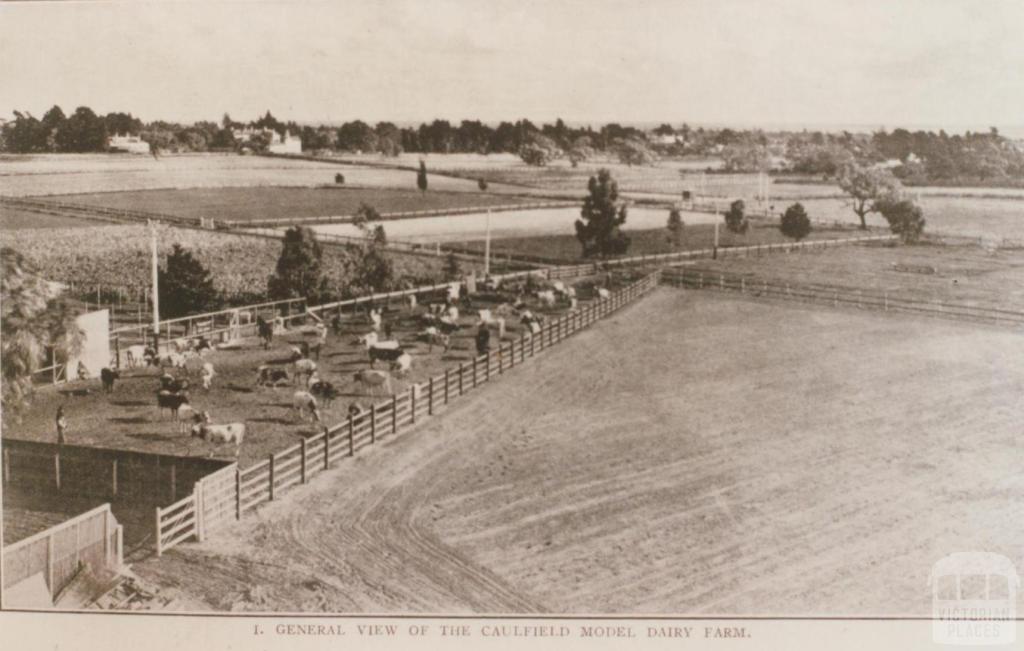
[475,324,491,356]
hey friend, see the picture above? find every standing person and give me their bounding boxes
[475,323,491,356]
[56,406,68,446]
[383,320,393,341]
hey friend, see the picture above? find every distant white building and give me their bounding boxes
[268,131,302,154]
[108,133,150,154]
[233,127,302,154]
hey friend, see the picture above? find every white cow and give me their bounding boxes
[124,344,147,368]
[536,290,556,307]
[354,369,392,397]
[292,391,321,423]
[199,362,216,390]
[478,309,506,339]
[192,422,245,445]
[391,352,413,377]
[597,288,611,299]
[293,359,318,386]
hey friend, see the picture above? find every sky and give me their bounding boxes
[2,0,1023,133]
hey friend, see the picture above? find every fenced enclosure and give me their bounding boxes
[2,503,123,608]
[661,267,1024,328]
[152,270,662,555]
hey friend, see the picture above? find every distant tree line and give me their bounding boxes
[3,106,1022,186]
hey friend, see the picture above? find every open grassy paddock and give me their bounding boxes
[687,240,1024,310]
[453,222,867,263]
[129,289,1024,614]
[4,273,631,469]
[37,186,542,225]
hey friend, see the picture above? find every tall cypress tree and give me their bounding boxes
[268,226,327,301]
[158,244,218,318]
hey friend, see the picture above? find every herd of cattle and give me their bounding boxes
[76,276,603,453]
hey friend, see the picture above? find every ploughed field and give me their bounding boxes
[452,222,866,263]
[5,275,626,469]
[36,186,541,224]
[131,289,1024,614]
[686,240,1024,311]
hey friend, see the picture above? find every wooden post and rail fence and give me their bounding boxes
[151,270,661,555]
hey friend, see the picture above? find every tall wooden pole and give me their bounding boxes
[484,209,492,276]
[150,221,160,339]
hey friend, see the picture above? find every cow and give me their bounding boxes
[183,353,207,376]
[309,380,338,408]
[520,310,543,335]
[191,422,245,445]
[597,287,611,299]
[354,369,392,397]
[292,391,321,423]
[536,290,556,308]
[255,365,290,387]
[446,282,460,303]
[125,344,147,368]
[177,406,211,435]
[391,352,413,377]
[419,326,451,352]
[160,351,187,369]
[256,316,274,349]
[199,362,215,390]
[100,367,120,393]
[159,373,190,393]
[478,309,506,339]
[293,358,318,386]
[298,340,322,361]
[156,390,190,418]
[358,332,406,368]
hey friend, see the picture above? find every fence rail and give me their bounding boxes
[153,270,661,554]
[661,267,1024,327]
[2,503,123,607]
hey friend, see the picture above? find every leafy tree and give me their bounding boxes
[567,135,595,168]
[721,143,771,172]
[3,111,45,153]
[478,178,488,191]
[268,226,328,301]
[724,199,749,234]
[56,106,108,152]
[1,248,83,418]
[615,137,656,166]
[837,163,903,230]
[158,244,218,318]
[41,105,67,151]
[876,197,926,243]
[519,133,559,166]
[352,202,381,232]
[417,160,428,193]
[335,172,345,184]
[780,203,812,241]
[575,169,631,257]
[666,208,684,247]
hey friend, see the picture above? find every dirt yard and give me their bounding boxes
[5,276,621,469]
[128,289,1024,615]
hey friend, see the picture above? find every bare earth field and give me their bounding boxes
[5,277,616,469]
[130,289,1024,615]
[0,153,494,196]
[688,241,1024,309]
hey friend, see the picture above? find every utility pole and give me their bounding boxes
[150,221,160,348]
[484,208,492,276]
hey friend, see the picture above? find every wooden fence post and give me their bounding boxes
[348,417,355,456]
[509,340,515,368]
[235,468,241,520]
[391,398,397,434]
[472,358,478,387]
[170,464,176,502]
[428,377,435,415]
[411,386,417,424]
[154,508,162,557]
[370,407,377,444]
[445,368,452,403]
[268,454,275,501]
[54,452,61,490]
[2,448,9,485]
[300,438,307,484]
[111,459,118,497]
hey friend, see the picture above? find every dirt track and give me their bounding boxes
[132,289,1024,615]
